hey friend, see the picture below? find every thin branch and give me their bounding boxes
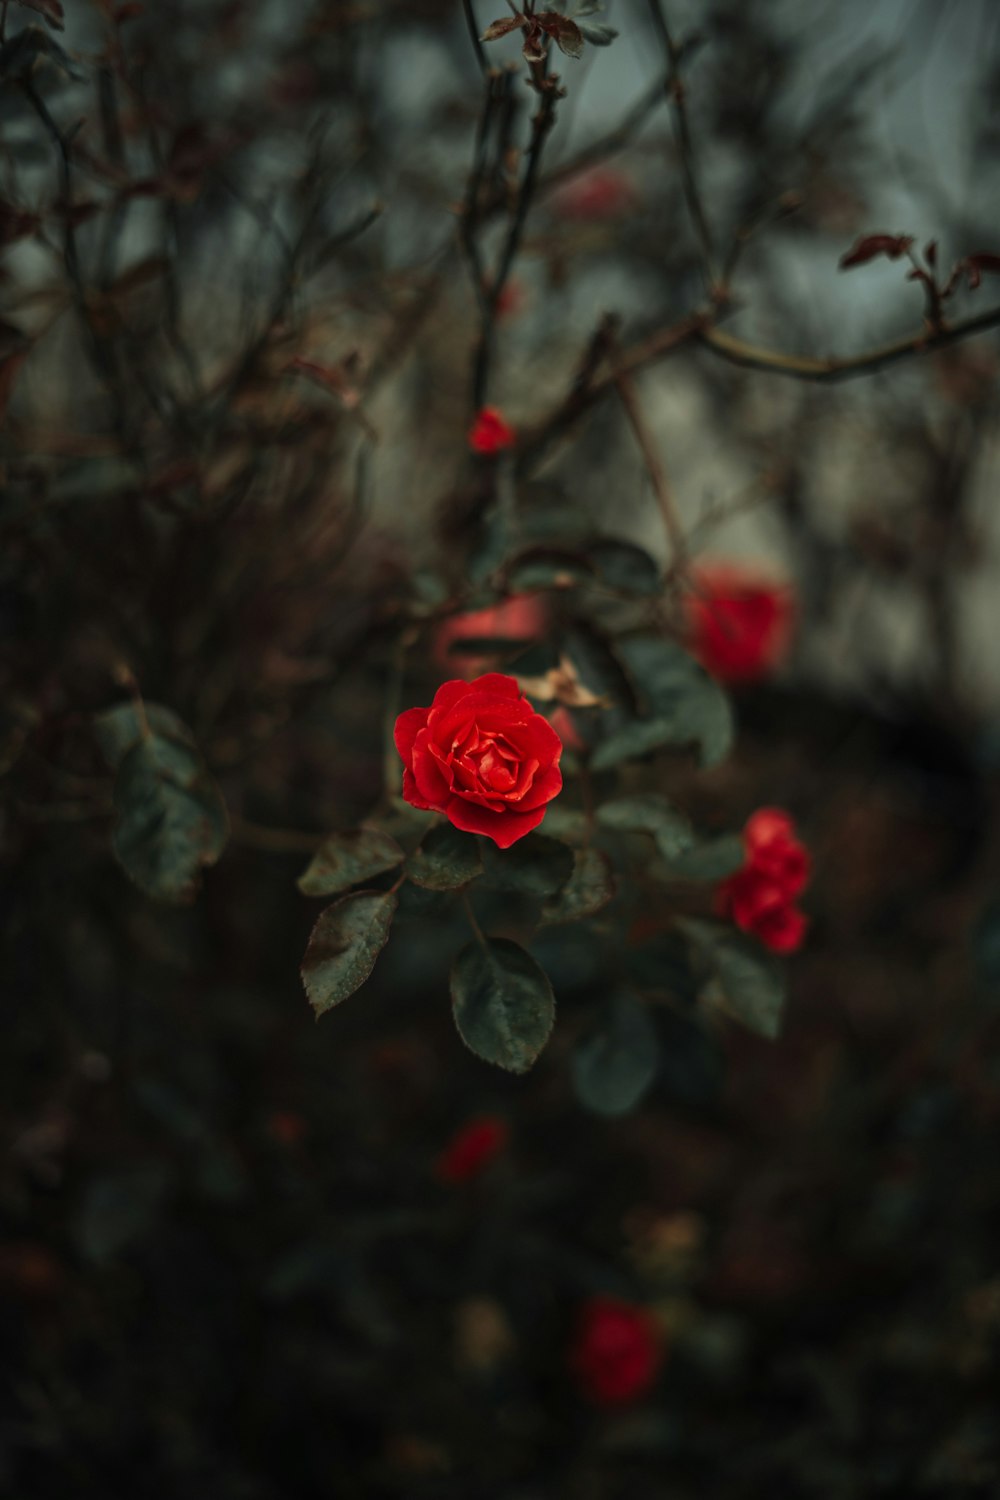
[462,0,489,75]
[699,305,1000,382]
[518,310,710,467]
[473,85,560,408]
[646,0,717,287]
[611,356,685,563]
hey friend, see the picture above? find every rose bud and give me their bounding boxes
[469,407,516,455]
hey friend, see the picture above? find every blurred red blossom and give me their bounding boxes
[551,166,635,221]
[435,1115,509,1183]
[433,593,549,680]
[685,562,795,683]
[469,406,516,455]
[569,1297,664,1406]
[717,807,811,953]
[394,674,563,847]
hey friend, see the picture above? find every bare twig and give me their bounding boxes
[611,355,685,564]
[699,306,1000,382]
[646,0,717,287]
[472,84,560,407]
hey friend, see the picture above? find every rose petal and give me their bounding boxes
[445,795,547,848]
[411,732,453,805]
[394,705,429,764]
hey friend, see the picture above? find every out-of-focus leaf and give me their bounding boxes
[679,918,787,1039]
[301,891,397,1017]
[539,847,615,925]
[603,635,734,768]
[111,723,228,904]
[95,701,192,770]
[298,827,403,897]
[597,794,695,857]
[587,539,661,595]
[75,1166,169,1265]
[572,991,659,1116]
[450,937,555,1073]
[660,834,745,882]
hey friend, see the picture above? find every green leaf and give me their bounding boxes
[660,834,745,882]
[540,847,615,926]
[679,918,787,1040]
[539,805,588,841]
[587,539,661,595]
[483,830,575,898]
[597,794,694,856]
[95,701,192,769]
[590,717,688,771]
[301,890,398,1017]
[450,937,556,1073]
[297,827,404,897]
[616,635,734,768]
[407,824,484,890]
[572,992,660,1116]
[112,731,228,903]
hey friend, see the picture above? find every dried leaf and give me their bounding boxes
[839,233,915,269]
[481,16,523,42]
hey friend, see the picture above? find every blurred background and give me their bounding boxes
[3,0,1000,1495]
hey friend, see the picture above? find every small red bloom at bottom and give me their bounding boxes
[570,1297,664,1407]
[469,406,516,455]
[435,1115,509,1184]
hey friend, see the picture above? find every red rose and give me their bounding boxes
[469,406,516,455]
[433,593,549,680]
[717,807,810,953]
[394,674,563,848]
[570,1297,663,1407]
[685,562,795,683]
[435,1115,509,1184]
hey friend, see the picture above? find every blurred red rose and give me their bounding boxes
[469,406,516,455]
[718,807,810,953]
[394,674,563,847]
[433,593,549,680]
[435,1115,509,1183]
[547,704,587,754]
[744,807,811,898]
[570,1297,663,1407]
[685,562,795,683]
[552,166,635,221]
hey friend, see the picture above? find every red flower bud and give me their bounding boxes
[469,406,516,455]
[570,1297,663,1407]
[435,1115,509,1184]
